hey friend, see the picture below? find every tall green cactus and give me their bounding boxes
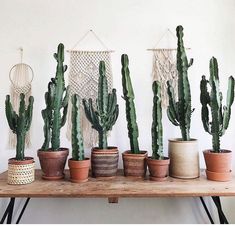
[152,81,163,160]
[167,25,194,141]
[200,57,234,153]
[41,43,70,151]
[121,54,140,154]
[71,94,84,161]
[83,61,119,149]
[5,93,34,160]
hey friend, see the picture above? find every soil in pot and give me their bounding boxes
[122,151,147,178]
[37,148,69,180]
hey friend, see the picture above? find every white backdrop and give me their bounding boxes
[0,0,235,223]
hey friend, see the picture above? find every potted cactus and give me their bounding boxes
[5,93,34,185]
[147,81,170,181]
[200,57,234,181]
[121,54,147,178]
[68,94,90,182]
[37,43,70,180]
[83,61,119,178]
[166,25,199,179]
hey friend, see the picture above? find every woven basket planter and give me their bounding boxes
[8,157,35,185]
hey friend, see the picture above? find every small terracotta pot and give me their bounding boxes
[91,147,119,178]
[8,157,35,185]
[147,157,170,181]
[122,151,147,178]
[68,158,90,183]
[203,149,232,181]
[37,148,69,180]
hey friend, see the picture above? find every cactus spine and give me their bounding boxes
[200,57,234,153]
[167,25,193,141]
[152,81,163,160]
[83,61,119,149]
[121,54,140,154]
[5,93,34,160]
[71,94,84,161]
[41,43,70,150]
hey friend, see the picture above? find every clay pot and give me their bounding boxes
[68,158,90,183]
[147,157,170,181]
[91,147,119,178]
[37,148,69,180]
[8,157,35,185]
[168,138,199,179]
[203,149,232,181]
[122,151,147,178]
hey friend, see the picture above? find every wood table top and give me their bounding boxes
[0,170,234,198]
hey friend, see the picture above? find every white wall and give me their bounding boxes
[0,0,235,223]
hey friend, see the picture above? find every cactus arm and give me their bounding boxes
[5,95,18,133]
[25,96,34,131]
[41,109,50,150]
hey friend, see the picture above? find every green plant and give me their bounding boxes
[121,54,140,154]
[83,61,119,149]
[5,93,34,160]
[71,94,84,161]
[200,57,234,153]
[41,43,70,151]
[167,25,194,141]
[152,81,163,160]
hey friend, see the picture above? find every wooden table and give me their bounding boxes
[0,169,234,224]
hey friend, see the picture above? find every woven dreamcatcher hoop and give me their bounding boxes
[66,30,113,147]
[8,48,34,148]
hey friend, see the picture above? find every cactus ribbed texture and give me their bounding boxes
[167,25,194,141]
[152,81,163,160]
[41,43,70,151]
[71,94,84,161]
[200,57,234,153]
[121,54,140,154]
[83,61,119,149]
[5,93,34,160]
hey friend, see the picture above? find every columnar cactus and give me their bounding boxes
[167,25,194,141]
[83,61,119,149]
[5,93,34,160]
[152,81,163,160]
[121,54,140,154]
[200,57,234,153]
[71,94,84,161]
[41,43,70,150]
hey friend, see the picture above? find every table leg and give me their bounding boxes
[200,197,214,224]
[211,196,229,224]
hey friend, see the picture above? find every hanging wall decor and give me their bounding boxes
[8,48,34,148]
[67,30,113,147]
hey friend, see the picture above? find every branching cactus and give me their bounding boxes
[41,43,70,150]
[5,93,34,160]
[71,94,84,161]
[83,61,119,149]
[167,25,194,141]
[200,57,234,153]
[121,54,140,154]
[152,81,163,160]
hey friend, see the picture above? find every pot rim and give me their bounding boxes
[203,149,232,154]
[168,138,197,143]
[122,150,148,155]
[147,156,169,161]
[68,157,90,162]
[38,147,69,153]
[8,157,34,165]
[92,146,118,150]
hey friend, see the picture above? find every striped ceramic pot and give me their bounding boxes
[91,147,119,177]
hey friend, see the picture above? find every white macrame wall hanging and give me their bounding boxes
[8,48,34,148]
[66,30,113,147]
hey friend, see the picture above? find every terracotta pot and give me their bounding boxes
[168,138,199,179]
[37,148,69,180]
[68,158,90,183]
[8,157,35,185]
[122,151,147,178]
[91,147,119,178]
[203,149,232,181]
[147,157,170,181]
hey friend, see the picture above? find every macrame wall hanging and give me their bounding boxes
[8,48,34,148]
[67,30,113,147]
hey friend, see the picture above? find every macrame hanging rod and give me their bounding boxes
[67,29,114,52]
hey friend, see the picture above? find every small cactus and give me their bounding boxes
[121,54,140,154]
[200,57,234,152]
[5,93,34,160]
[83,61,119,149]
